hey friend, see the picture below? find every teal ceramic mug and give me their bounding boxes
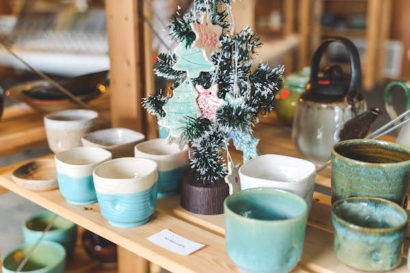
[2,241,66,273]
[224,188,308,273]
[23,211,77,257]
[331,139,410,206]
[332,197,408,271]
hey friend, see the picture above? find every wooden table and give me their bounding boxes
[0,120,408,273]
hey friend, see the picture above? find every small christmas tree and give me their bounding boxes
[144,0,284,184]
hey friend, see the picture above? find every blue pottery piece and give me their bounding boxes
[24,211,77,257]
[2,241,66,273]
[224,188,308,273]
[331,139,410,205]
[97,183,158,228]
[331,197,408,271]
[57,174,97,205]
[157,166,188,197]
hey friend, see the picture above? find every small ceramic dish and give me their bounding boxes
[82,128,145,158]
[11,159,58,191]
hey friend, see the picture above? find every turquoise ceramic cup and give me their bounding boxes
[331,197,408,271]
[23,211,77,257]
[135,139,188,197]
[55,147,112,205]
[331,139,410,206]
[2,241,66,273]
[224,188,308,273]
[93,158,158,228]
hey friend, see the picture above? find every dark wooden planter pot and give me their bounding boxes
[180,172,229,215]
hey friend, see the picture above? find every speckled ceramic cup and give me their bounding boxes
[331,197,408,271]
[44,109,99,154]
[224,188,308,273]
[331,139,410,206]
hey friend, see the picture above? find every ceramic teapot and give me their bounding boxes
[384,81,410,148]
[292,37,367,164]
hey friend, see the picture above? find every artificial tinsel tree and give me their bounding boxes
[144,0,284,184]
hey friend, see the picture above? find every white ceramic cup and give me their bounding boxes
[44,109,99,154]
[239,154,316,206]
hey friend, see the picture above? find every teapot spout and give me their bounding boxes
[339,108,381,140]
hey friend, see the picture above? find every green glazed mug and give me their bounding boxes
[384,81,410,147]
[331,139,410,206]
[332,197,408,271]
[224,188,308,273]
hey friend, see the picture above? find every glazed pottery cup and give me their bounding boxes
[23,211,77,257]
[331,139,410,205]
[55,147,112,205]
[224,188,308,273]
[2,241,66,273]
[135,139,188,197]
[331,197,408,271]
[93,158,158,227]
[239,154,316,207]
[82,128,145,158]
[44,109,99,154]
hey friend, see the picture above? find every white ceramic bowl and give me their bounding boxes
[11,159,58,191]
[239,154,316,206]
[82,128,145,158]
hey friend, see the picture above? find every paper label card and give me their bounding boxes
[147,229,205,256]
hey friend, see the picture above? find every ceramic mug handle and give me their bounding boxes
[384,81,410,119]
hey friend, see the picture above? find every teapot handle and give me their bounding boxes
[384,81,410,119]
[310,37,362,94]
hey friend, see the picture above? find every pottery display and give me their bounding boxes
[292,37,367,165]
[93,158,158,227]
[331,139,410,205]
[384,81,410,148]
[23,211,77,257]
[2,241,66,273]
[82,230,117,266]
[275,67,310,126]
[11,159,58,191]
[55,147,112,205]
[239,154,316,207]
[44,109,99,154]
[224,188,308,273]
[82,128,145,158]
[331,197,408,271]
[135,138,188,196]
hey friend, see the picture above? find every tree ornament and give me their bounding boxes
[225,161,241,194]
[172,42,214,78]
[196,84,224,121]
[229,131,259,162]
[190,13,223,60]
[158,78,201,137]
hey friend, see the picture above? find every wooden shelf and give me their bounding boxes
[0,94,111,158]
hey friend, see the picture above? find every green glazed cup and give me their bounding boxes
[23,211,77,257]
[2,241,66,273]
[331,197,408,271]
[331,139,410,205]
[224,188,308,273]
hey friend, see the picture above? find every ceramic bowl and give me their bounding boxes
[82,230,117,265]
[239,154,316,206]
[331,139,410,205]
[11,159,58,191]
[135,139,188,197]
[82,128,145,158]
[55,147,112,205]
[2,241,66,273]
[93,158,158,227]
[44,109,99,154]
[331,197,408,271]
[224,188,308,273]
[23,211,77,257]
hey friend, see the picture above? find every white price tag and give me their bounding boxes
[147,229,205,256]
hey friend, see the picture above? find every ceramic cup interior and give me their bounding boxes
[25,212,75,232]
[82,128,145,147]
[332,197,408,231]
[135,138,184,157]
[333,140,410,164]
[94,158,158,180]
[239,154,315,184]
[225,188,307,221]
[2,241,65,272]
[55,147,112,166]
[45,109,98,124]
